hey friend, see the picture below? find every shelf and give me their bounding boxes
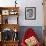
[1,14,19,16]
[1,15,18,24]
[0,7,19,16]
[0,7,19,24]
[0,7,19,46]
[2,40,19,43]
[0,7,19,10]
[0,24,20,32]
[1,40,19,46]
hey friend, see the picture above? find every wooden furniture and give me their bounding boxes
[2,41,19,46]
[0,24,19,32]
[43,0,46,26]
[0,7,19,24]
[0,7,19,46]
[43,0,46,46]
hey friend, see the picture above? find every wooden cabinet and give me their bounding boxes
[0,7,19,46]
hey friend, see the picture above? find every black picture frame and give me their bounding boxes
[25,7,36,20]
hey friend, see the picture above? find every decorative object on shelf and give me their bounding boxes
[2,16,8,24]
[2,28,13,41]
[13,28,18,41]
[14,28,17,32]
[9,10,18,15]
[25,7,36,20]
[13,32,18,41]
[2,10,9,15]
[1,28,19,41]
[5,18,8,24]
[15,0,17,7]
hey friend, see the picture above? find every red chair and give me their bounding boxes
[21,28,41,46]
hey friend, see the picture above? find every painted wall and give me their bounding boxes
[0,0,44,26]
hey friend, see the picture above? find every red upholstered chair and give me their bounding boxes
[21,28,41,46]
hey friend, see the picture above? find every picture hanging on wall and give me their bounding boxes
[25,7,36,20]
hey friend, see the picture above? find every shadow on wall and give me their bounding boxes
[18,26,44,44]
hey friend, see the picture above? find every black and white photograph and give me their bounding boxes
[25,7,36,20]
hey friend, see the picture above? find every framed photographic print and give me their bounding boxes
[25,7,36,20]
[2,10,9,15]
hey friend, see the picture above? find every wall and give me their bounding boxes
[18,0,44,26]
[0,0,44,26]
